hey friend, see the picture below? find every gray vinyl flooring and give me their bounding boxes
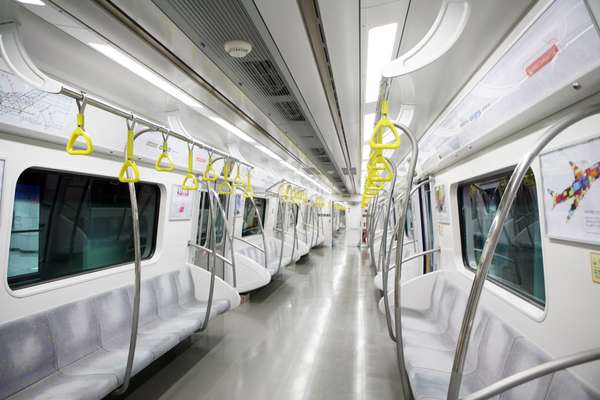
[125,235,402,400]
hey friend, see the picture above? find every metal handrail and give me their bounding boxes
[386,248,441,273]
[188,241,233,266]
[197,187,217,332]
[113,172,141,395]
[462,348,600,400]
[207,187,237,288]
[277,199,287,273]
[447,105,600,400]
[234,236,265,253]
[392,122,418,400]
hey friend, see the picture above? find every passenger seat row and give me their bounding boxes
[0,268,230,400]
[400,272,600,400]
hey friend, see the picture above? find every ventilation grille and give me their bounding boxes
[239,60,290,96]
[274,101,304,121]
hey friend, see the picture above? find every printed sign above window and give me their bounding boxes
[540,135,600,245]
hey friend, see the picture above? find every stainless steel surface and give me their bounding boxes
[381,157,398,342]
[198,187,218,332]
[208,187,238,288]
[447,104,600,400]
[188,242,232,266]
[235,187,268,271]
[392,122,418,400]
[277,200,287,274]
[113,173,142,395]
[125,234,403,400]
[233,237,264,253]
[387,248,441,272]
[462,348,600,400]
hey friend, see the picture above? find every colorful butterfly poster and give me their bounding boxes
[540,135,600,245]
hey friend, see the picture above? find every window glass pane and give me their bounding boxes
[196,192,225,244]
[8,168,159,289]
[458,168,545,305]
[242,197,266,237]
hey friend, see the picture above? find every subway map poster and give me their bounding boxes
[540,136,600,245]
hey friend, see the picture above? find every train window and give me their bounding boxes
[242,197,266,237]
[196,192,225,245]
[458,168,545,306]
[7,168,159,290]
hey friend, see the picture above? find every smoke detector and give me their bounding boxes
[224,40,252,58]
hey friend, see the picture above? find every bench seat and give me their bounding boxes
[0,267,230,400]
[396,272,600,400]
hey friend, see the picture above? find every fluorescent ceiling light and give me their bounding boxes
[17,0,45,4]
[88,43,205,111]
[209,116,256,143]
[257,144,282,161]
[365,23,397,103]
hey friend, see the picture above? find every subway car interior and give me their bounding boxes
[0,0,599,399]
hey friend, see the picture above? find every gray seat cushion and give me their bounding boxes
[7,371,117,400]
[0,315,57,399]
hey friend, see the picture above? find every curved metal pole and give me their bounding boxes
[381,158,399,342]
[447,104,600,400]
[113,175,141,395]
[197,184,218,332]
[207,187,237,288]
[277,199,287,273]
[236,186,268,271]
[290,204,298,262]
[462,347,600,400]
[393,122,419,400]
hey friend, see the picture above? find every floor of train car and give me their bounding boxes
[123,235,402,400]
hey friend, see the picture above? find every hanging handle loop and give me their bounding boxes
[182,143,199,190]
[244,170,255,198]
[217,161,232,195]
[370,101,401,150]
[202,153,218,182]
[232,163,245,188]
[118,118,141,183]
[66,96,94,155]
[155,131,175,172]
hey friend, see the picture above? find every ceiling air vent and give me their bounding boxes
[238,60,290,96]
[274,101,305,121]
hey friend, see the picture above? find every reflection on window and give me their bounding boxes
[458,168,545,306]
[242,197,266,237]
[8,168,159,289]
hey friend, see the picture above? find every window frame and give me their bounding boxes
[457,166,546,308]
[6,167,161,291]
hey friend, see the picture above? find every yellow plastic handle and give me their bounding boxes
[202,157,218,182]
[369,101,401,150]
[217,181,232,195]
[66,113,94,155]
[118,127,140,183]
[182,145,199,190]
[118,159,141,183]
[232,165,244,187]
[182,174,199,190]
[155,141,175,172]
[244,172,254,198]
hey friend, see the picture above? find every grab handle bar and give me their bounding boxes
[462,347,600,400]
[447,104,600,400]
[386,248,441,272]
[188,241,232,266]
[234,236,265,253]
[112,169,141,395]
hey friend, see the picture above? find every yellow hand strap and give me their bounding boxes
[243,171,254,199]
[155,133,175,172]
[66,99,94,155]
[118,119,141,183]
[279,183,290,202]
[202,155,218,182]
[182,144,199,190]
[232,164,244,188]
[370,101,401,150]
[217,162,232,195]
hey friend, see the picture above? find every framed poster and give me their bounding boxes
[434,184,450,224]
[169,185,194,221]
[540,136,600,245]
